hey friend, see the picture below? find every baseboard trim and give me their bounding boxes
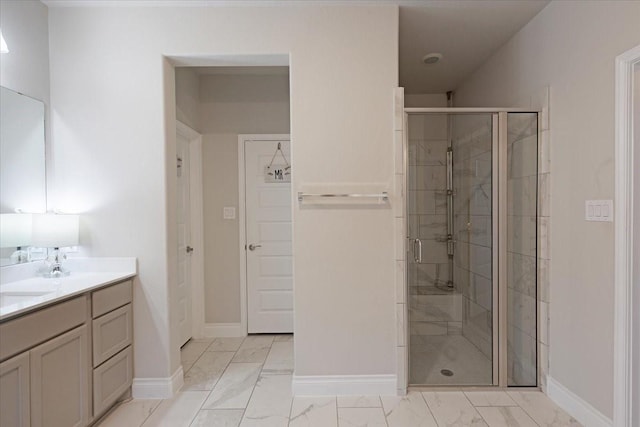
[203,323,245,338]
[132,366,184,399]
[292,374,397,396]
[547,376,612,427]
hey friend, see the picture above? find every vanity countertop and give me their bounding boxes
[0,258,136,321]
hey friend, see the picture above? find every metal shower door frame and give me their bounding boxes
[404,108,538,389]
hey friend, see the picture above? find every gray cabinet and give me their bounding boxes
[92,304,132,367]
[0,297,86,362]
[0,278,134,427]
[93,346,132,416]
[90,280,133,421]
[92,280,132,318]
[0,296,87,427]
[30,325,90,427]
[0,352,30,427]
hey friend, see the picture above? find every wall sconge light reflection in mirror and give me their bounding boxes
[0,213,32,263]
[0,30,8,53]
[32,213,79,278]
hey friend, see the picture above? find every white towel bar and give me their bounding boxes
[297,192,389,202]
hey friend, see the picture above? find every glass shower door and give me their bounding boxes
[407,113,496,386]
[451,114,496,386]
[407,110,539,388]
[506,112,538,386]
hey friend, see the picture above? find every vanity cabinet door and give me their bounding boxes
[30,325,90,427]
[0,352,30,427]
[93,304,132,367]
[93,346,133,417]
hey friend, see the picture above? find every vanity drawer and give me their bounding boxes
[93,346,132,417]
[0,296,87,362]
[92,304,132,367]
[92,280,132,318]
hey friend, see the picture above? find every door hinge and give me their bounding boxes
[177,157,183,177]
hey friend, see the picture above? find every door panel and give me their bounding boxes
[506,112,538,386]
[408,113,495,386]
[30,325,89,427]
[176,132,192,346]
[245,139,293,333]
[259,222,292,242]
[407,111,539,388]
[259,256,293,276]
[0,352,30,427]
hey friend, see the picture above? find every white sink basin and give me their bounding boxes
[0,258,137,321]
[0,290,55,308]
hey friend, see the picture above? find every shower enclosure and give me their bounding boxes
[406,110,538,387]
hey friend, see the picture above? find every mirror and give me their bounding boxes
[0,86,47,265]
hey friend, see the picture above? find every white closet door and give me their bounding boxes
[176,131,193,346]
[245,139,293,333]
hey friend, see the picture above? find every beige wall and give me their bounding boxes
[455,1,640,417]
[199,73,290,324]
[404,93,447,108]
[175,68,201,132]
[48,4,398,383]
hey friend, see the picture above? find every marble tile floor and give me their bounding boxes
[97,335,580,427]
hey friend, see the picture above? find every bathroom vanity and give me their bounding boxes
[1,81,137,426]
[0,259,136,427]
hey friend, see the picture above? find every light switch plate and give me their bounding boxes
[585,200,613,222]
[223,207,236,220]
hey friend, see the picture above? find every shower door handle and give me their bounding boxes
[413,239,422,263]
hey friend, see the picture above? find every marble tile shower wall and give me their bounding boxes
[534,87,551,392]
[506,114,539,386]
[407,114,463,340]
[451,115,494,360]
[393,87,407,393]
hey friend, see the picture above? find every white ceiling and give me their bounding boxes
[399,0,549,94]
